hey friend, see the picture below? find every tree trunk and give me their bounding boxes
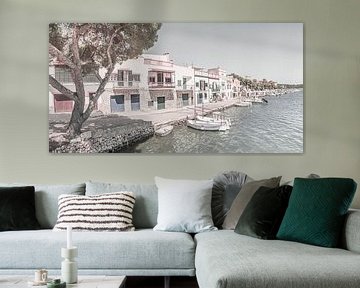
[67,100,85,138]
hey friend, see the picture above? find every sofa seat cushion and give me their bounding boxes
[0,229,195,271]
[195,230,360,288]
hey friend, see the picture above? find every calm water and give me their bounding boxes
[130,90,303,153]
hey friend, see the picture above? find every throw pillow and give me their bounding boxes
[212,171,252,228]
[222,176,281,230]
[277,178,357,248]
[0,186,41,231]
[86,181,158,229]
[53,192,136,231]
[283,173,320,186]
[234,185,293,239]
[153,177,217,233]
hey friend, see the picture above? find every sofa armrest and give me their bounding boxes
[342,209,360,253]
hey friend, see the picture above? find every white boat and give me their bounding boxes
[187,120,223,131]
[234,101,252,107]
[155,125,173,136]
[251,97,263,104]
[196,112,231,129]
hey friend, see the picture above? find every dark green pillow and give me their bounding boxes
[0,186,41,231]
[235,185,292,239]
[277,178,357,247]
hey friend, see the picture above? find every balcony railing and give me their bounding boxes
[112,81,140,88]
[176,85,194,90]
[144,59,173,67]
[148,82,175,88]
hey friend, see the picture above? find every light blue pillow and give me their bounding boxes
[153,177,217,233]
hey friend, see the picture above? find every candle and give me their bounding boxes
[67,225,72,249]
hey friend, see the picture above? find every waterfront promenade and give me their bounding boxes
[124,98,239,128]
[49,98,238,152]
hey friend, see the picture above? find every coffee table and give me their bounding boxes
[0,275,126,288]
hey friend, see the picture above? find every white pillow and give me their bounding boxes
[153,177,217,233]
[53,192,135,231]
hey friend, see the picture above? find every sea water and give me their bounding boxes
[129,90,303,153]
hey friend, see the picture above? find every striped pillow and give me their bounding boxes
[53,192,136,231]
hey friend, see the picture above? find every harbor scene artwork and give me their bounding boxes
[48,23,303,154]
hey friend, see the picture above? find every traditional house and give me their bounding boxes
[48,62,99,113]
[174,64,195,108]
[228,75,241,98]
[101,53,176,113]
[49,54,251,115]
[207,67,228,100]
[193,68,210,105]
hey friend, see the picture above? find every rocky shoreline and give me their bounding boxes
[49,114,154,153]
[48,99,241,153]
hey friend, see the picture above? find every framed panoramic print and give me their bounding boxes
[49,23,303,154]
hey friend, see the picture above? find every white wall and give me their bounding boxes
[174,64,194,88]
[0,0,359,208]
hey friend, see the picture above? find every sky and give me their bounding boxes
[146,23,303,84]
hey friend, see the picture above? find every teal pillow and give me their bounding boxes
[277,178,357,247]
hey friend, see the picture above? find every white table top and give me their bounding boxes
[0,275,126,288]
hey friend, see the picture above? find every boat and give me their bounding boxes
[196,112,231,129]
[187,119,224,131]
[251,97,263,104]
[187,103,230,131]
[155,125,174,136]
[234,101,252,107]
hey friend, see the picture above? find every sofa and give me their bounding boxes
[0,179,360,288]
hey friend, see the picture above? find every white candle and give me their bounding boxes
[67,225,72,249]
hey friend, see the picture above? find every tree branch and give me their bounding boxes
[78,23,91,34]
[83,28,121,119]
[48,43,76,69]
[49,75,76,100]
[72,26,82,69]
[70,25,86,110]
[94,71,103,82]
[106,28,121,69]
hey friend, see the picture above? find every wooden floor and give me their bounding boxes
[126,276,199,288]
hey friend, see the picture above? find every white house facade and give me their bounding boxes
[49,53,253,115]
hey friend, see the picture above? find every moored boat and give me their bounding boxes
[251,97,263,104]
[234,102,252,107]
[187,119,223,131]
[196,112,231,129]
[155,125,174,136]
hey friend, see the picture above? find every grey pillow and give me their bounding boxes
[212,171,252,228]
[222,176,281,230]
[86,181,158,229]
[0,183,86,228]
[283,173,320,186]
[153,177,217,233]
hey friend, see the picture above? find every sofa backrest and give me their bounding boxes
[0,183,86,228]
[86,181,158,229]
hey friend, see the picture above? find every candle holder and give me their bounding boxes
[61,247,78,284]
